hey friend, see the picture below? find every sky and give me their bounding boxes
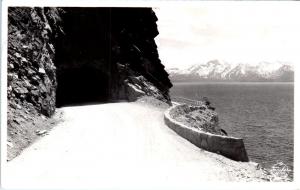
[153,3,300,69]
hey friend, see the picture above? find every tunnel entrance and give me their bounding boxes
[56,68,109,106]
[53,7,172,107]
[54,8,113,107]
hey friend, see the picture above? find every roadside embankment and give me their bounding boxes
[164,104,249,162]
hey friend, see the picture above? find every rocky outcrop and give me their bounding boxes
[126,75,167,102]
[169,104,224,135]
[110,8,172,102]
[8,7,63,116]
[164,104,249,162]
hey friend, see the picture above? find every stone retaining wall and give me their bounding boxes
[164,105,249,162]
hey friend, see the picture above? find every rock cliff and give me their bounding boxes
[54,8,172,106]
[7,7,64,160]
[7,7,172,159]
[8,7,63,117]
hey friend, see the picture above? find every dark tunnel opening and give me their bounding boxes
[56,68,110,106]
[55,8,112,107]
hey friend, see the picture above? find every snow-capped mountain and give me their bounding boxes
[167,60,294,82]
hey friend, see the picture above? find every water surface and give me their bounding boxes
[170,82,294,175]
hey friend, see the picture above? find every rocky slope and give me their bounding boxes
[7,7,172,160]
[7,7,64,160]
[167,60,294,82]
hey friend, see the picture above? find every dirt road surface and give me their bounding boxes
[3,101,266,189]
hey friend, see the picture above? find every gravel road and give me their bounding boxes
[3,101,268,189]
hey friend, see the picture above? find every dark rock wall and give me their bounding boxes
[8,7,63,116]
[110,8,172,102]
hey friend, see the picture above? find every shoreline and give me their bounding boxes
[169,98,293,181]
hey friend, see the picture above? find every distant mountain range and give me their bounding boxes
[167,60,294,82]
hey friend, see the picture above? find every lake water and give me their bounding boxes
[170,82,294,176]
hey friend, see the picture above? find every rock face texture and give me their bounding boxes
[7,7,172,160]
[8,7,63,117]
[169,104,224,135]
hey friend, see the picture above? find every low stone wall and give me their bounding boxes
[164,105,249,162]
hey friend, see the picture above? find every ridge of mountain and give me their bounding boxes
[167,60,294,82]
